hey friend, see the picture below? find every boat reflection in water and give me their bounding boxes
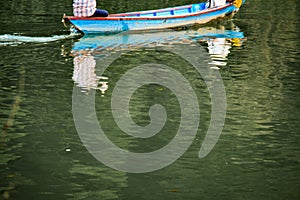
[70,23,245,94]
[195,25,245,66]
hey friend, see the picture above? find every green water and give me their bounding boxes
[0,0,299,199]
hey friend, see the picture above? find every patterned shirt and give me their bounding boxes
[73,0,96,17]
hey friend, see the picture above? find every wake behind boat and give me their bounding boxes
[63,0,246,35]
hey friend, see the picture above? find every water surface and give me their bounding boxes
[0,0,299,199]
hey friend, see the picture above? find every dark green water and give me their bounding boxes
[0,0,299,199]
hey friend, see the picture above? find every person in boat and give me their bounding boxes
[73,0,109,17]
[206,0,234,8]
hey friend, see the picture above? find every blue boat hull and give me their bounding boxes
[65,1,246,35]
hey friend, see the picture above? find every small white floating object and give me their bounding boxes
[210,66,220,70]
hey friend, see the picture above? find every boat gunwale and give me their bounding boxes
[65,3,233,21]
[109,5,193,17]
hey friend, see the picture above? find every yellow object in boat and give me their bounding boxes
[233,0,243,8]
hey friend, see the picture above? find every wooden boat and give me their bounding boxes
[63,0,246,35]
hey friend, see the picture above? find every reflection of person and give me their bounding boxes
[207,38,230,57]
[73,0,109,17]
[206,37,244,66]
[207,37,231,66]
[72,50,108,94]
